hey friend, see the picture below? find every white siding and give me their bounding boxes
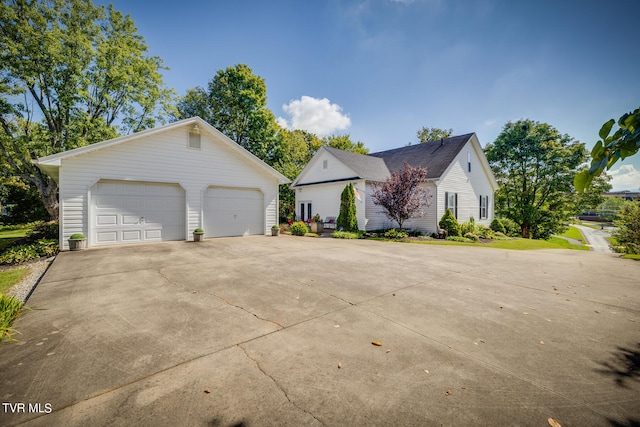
[296,149,359,184]
[365,181,438,232]
[437,137,495,226]
[59,125,279,249]
[294,180,367,229]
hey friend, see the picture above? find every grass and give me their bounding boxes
[0,293,26,344]
[0,268,29,294]
[0,226,31,252]
[559,226,585,242]
[385,236,589,251]
[622,254,640,260]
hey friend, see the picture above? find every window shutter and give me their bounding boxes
[454,193,458,218]
[445,192,449,212]
[479,195,482,218]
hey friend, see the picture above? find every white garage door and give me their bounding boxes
[92,180,185,246]
[204,187,264,237]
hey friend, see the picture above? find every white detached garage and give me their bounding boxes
[35,117,289,250]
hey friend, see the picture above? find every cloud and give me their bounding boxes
[278,96,351,136]
[609,164,640,191]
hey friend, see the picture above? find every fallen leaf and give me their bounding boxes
[424,369,429,374]
[392,293,396,296]
[539,341,544,345]
[548,417,562,427]
[479,340,485,343]
[594,311,599,314]
[386,349,391,353]
[372,341,382,346]
[338,362,342,369]
[444,390,451,396]
[499,306,503,309]
[204,389,211,394]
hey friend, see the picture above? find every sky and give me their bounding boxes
[98,0,640,191]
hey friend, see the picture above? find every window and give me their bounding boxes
[300,202,312,221]
[467,151,471,172]
[300,203,305,222]
[188,131,201,149]
[445,192,457,218]
[323,160,328,170]
[479,195,488,219]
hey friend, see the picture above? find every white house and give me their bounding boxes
[290,133,499,234]
[35,117,290,250]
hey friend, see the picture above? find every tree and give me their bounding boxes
[337,183,358,232]
[175,64,278,163]
[485,119,587,239]
[372,162,432,230]
[0,0,171,219]
[417,126,453,143]
[573,171,612,213]
[611,201,640,254]
[597,197,626,222]
[323,134,369,154]
[575,107,640,192]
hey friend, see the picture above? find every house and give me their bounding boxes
[290,133,498,234]
[35,117,290,250]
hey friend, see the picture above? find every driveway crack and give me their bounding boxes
[238,345,325,426]
[215,294,284,329]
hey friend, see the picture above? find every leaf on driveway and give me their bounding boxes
[204,389,211,394]
[444,390,451,396]
[372,341,382,346]
[547,417,562,427]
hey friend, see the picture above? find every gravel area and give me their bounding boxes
[1,256,56,302]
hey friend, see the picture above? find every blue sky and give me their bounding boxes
[100,0,640,191]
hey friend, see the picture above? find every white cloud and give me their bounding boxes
[609,164,640,192]
[278,96,351,136]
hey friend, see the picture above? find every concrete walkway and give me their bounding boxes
[1,237,638,426]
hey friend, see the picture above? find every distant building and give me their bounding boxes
[603,191,640,201]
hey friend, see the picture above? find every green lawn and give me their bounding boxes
[0,268,29,294]
[559,226,585,242]
[622,254,640,260]
[0,226,31,252]
[398,236,589,251]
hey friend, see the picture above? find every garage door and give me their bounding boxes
[204,187,264,237]
[92,180,185,246]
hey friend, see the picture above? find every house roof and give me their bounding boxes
[323,147,390,181]
[369,133,474,179]
[34,117,290,184]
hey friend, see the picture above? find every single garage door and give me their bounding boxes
[92,180,185,246]
[204,187,264,237]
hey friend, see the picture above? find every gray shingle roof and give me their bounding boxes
[322,133,474,182]
[369,133,474,179]
[323,146,390,181]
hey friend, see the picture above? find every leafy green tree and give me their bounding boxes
[337,183,358,232]
[575,107,640,192]
[323,134,369,154]
[0,0,171,219]
[573,171,612,213]
[175,64,278,163]
[597,197,627,222]
[485,119,587,239]
[417,126,453,143]
[611,201,640,254]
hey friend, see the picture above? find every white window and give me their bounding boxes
[445,192,457,218]
[188,131,201,149]
[479,195,488,219]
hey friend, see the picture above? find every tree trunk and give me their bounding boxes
[521,224,530,239]
[32,172,59,221]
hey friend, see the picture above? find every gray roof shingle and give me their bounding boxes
[323,146,390,181]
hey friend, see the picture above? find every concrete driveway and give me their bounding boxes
[1,236,639,426]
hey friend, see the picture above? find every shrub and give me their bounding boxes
[290,221,308,236]
[337,184,359,232]
[446,235,474,243]
[459,221,478,236]
[439,208,460,237]
[69,233,85,239]
[27,221,59,240]
[0,239,58,265]
[193,228,204,233]
[612,201,640,254]
[499,218,521,237]
[490,218,506,234]
[384,228,408,239]
[464,232,480,242]
[476,224,492,239]
[333,230,364,239]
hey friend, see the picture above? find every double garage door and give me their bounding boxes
[91,181,264,246]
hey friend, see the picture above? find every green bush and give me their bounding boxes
[439,208,460,237]
[459,221,478,236]
[490,218,506,234]
[476,225,492,239]
[612,201,640,254]
[27,221,59,240]
[384,228,408,239]
[332,230,364,239]
[193,228,204,233]
[464,232,480,242]
[337,184,359,232]
[69,233,85,239]
[446,235,474,243]
[499,218,521,237]
[290,221,308,236]
[0,294,25,343]
[0,239,58,265]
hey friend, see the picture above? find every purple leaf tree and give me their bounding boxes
[372,162,433,230]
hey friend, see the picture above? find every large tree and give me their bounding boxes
[175,64,278,163]
[417,126,453,143]
[0,0,170,219]
[575,107,640,192]
[323,134,368,154]
[372,162,432,230]
[485,119,587,239]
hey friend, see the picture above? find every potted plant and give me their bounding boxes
[68,233,86,251]
[271,224,280,236]
[193,228,205,242]
[310,214,324,234]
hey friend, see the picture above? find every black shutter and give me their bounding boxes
[454,193,458,218]
[479,195,482,219]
